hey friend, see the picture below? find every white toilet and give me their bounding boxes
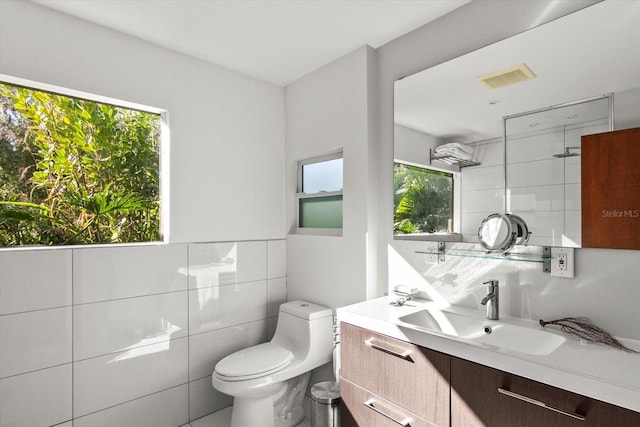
[212,300,334,427]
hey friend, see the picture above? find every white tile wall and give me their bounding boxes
[0,306,72,377]
[188,241,268,289]
[73,291,188,361]
[0,364,72,427]
[504,120,608,247]
[0,249,72,314]
[268,240,287,279]
[74,335,189,417]
[189,376,233,421]
[0,240,284,425]
[189,280,268,335]
[268,277,287,317]
[73,244,188,304]
[73,385,189,427]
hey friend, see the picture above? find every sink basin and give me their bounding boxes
[397,309,566,356]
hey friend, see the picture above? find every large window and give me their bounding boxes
[394,162,453,235]
[0,79,163,246]
[296,151,343,233]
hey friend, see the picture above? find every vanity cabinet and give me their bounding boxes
[340,322,450,427]
[340,322,640,427]
[451,357,640,427]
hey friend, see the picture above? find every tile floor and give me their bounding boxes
[184,407,311,427]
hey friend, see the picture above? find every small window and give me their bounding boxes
[296,151,343,233]
[0,79,164,246]
[393,162,453,235]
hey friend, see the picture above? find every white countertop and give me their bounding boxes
[337,296,640,413]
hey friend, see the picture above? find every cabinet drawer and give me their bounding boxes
[340,322,450,425]
[451,357,640,427]
[342,379,434,427]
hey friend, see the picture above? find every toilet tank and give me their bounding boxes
[279,300,332,320]
[272,301,334,366]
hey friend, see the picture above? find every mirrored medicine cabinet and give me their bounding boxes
[393,1,640,251]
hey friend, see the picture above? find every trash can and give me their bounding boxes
[310,381,341,427]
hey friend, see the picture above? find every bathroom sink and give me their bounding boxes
[397,309,566,356]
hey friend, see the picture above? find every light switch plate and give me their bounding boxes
[551,247,575,278]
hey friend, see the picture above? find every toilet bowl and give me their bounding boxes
[212,300,334,427]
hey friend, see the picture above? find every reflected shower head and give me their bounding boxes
[553,147,581,158]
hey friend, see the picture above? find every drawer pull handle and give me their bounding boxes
[364,338,414,363]
[363,399,412,426]
[498,387,586,421]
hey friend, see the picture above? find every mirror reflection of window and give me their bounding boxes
[393,162,454,235]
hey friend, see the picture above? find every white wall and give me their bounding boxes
[0,1,287,426]
[0,0,286,244]
[378,0,640,343]
[285,46,378,310]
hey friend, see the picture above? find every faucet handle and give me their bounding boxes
[483,280,498,290]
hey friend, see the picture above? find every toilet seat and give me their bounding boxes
[214,342,293,381]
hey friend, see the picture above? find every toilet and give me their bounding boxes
[212,300,334,427]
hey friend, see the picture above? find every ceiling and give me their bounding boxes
[31,0,471,86]
[394,1,640,143]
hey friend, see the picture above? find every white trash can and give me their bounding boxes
[310,381,341,427]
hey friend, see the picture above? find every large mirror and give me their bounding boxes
[393,1,640,248]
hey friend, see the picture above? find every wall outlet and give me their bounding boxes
[551,247,575,278]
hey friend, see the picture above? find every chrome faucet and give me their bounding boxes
[480,280,499,320]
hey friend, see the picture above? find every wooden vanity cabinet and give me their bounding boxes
[340,322,640,427]
[340,322,451,427]
[451,357,640,427]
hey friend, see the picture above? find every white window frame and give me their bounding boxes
[295,150,343,236]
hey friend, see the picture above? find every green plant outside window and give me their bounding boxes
[0,82,162,246]
[394,162,453,234]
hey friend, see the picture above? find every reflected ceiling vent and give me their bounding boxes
[477,63,537,89]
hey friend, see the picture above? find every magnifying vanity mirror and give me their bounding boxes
[478,214,515,252]
[393,1,640,250]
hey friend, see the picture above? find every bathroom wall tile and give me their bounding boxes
[189,376,233,421]
[564,155,581,184]
[189,280,267,335]
[460,188,504,214]
[268,277,287,317]
[506,129,562,164]
[237,241,267,283]
[0,364,72,427]
[74,336,188,417]
[461,165,504,191]
[189,242,238,288]
[508,184,564,212]
[74,291,188,361]
[0,307,72,378]
[564,183,581,211]
[73,385,188,427]
[0,249,72,315]
[507,159,564,188]
[470,138,503,167]
[188,241,266,288]
[268,316,278,341]
[73,243,188,304]
[267,239,286,279]
[189,319,267,381]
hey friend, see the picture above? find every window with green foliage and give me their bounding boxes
[393,162,453,234]
[0,81,163,246]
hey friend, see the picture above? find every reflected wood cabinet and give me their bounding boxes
[340,322,640,427]
[340,322,450,426]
